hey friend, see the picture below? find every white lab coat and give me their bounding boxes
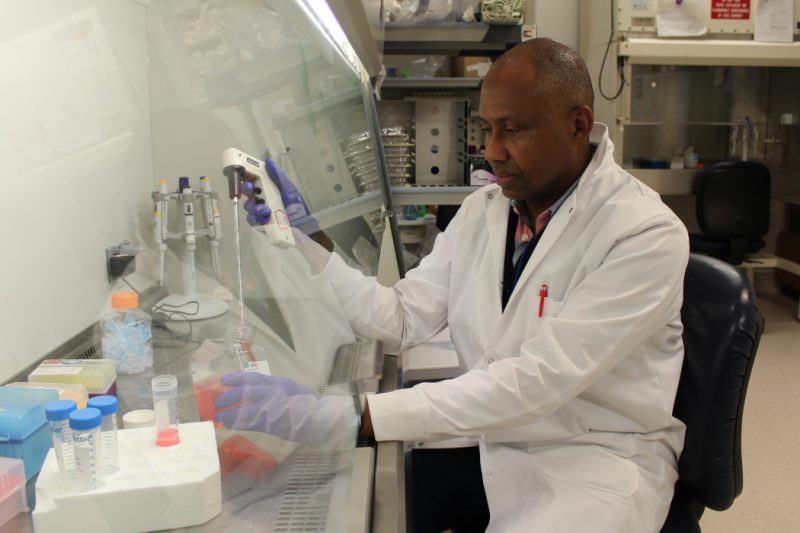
[324,124,690,532]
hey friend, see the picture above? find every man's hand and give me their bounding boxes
[214,372,358,445]
[242,157,317,233]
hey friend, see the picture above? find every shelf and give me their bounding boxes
[385,22,491,43]
[312,191,384,230]
[397,214,436,226]
[620,38,800,67]
[391,185,479,205]
[381,77,482,90]
[623,121,756,127]
[626,169,697,195]
[383,22,520,55]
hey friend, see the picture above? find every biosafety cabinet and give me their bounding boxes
[0,0,404,531]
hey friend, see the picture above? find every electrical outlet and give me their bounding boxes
[106,240,141,282]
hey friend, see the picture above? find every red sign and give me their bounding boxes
[711,0,751,20]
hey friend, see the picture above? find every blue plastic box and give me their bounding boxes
[0,387,58,480]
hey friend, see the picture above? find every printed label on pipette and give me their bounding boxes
[243,360,271,376]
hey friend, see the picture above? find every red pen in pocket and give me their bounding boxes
[538,284,548,317]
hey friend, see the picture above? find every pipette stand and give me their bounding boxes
[153,180,228,321]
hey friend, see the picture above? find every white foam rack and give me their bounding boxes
[33,421,221,533]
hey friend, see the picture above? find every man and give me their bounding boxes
[231,38,689,532]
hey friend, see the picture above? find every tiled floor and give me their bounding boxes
[700,289,800,532]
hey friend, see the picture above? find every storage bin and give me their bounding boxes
[0,387,59,480]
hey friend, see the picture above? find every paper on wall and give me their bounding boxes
[656,0,710,36]
[754,0,794,42]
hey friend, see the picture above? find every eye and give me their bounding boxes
[504,127,517,134]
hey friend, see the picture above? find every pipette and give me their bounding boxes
[223,156,255,363]
[222,148,295,363]
[200,176,223,279]
[152,179,170,286]
[222,148,295,249]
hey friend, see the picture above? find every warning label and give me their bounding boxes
[711,0,751,20]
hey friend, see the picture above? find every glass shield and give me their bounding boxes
[143,0,387,530]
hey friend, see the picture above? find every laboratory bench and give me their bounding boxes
[1,310,401,533]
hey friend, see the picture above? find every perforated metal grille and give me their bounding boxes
[321,344,359,391]
[273,452,341,532]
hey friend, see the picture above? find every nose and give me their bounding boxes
[484,130,509,165]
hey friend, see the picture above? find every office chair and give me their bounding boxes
[659,254,764,533]
[689,161,771,266]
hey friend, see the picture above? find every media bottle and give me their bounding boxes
[100,291,154,375]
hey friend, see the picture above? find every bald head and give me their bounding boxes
[487,38,594,111]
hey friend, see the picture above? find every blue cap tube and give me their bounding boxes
[88,396,118,416]
[46,400,77,421]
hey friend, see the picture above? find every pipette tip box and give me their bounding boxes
[33,421,221,533]
[0,457,28,528]
[0,387,59,480]
[6,382,89,409]
[28,359,117,398]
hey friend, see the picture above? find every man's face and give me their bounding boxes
[478,63,584,211]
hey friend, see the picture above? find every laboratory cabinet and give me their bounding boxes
[616,41,800,197]
[0,0,406,531]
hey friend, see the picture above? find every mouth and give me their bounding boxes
[494,174,518,187]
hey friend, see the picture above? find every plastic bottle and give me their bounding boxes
[69,408,104,491]
[101,291,153,375]
[152,375,181,447]
[87,396,119,475]
[683,147,699,169]
[45,400,77,479]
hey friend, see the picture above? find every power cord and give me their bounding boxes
[120,275,200,348]
[598,0,626,101]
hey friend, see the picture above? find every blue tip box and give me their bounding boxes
[0,387,58,480]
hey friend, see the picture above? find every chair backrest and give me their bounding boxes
[675,254,764,511]
[695,161,771,239]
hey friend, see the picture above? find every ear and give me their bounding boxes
[572,105,594,141]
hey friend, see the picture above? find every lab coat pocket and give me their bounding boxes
[528,446,639,498]
[539,297,564,319]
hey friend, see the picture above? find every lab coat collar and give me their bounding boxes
[501,123,613,309]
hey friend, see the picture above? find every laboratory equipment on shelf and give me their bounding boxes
[69,408,104,491]
[87,396,119,475]
[152,375,180,447]
[100,291,153,375]
[45,400,77,479]
[152,176,228,321]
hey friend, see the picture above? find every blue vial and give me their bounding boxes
[69,408,104,491]
[45,400,77,479]
[87,396,119,475]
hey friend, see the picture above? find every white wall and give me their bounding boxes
[0,1,153,381]
[526,0,579,47]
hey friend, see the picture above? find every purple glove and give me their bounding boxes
[214,372,356,445]
[243,158,319,234]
